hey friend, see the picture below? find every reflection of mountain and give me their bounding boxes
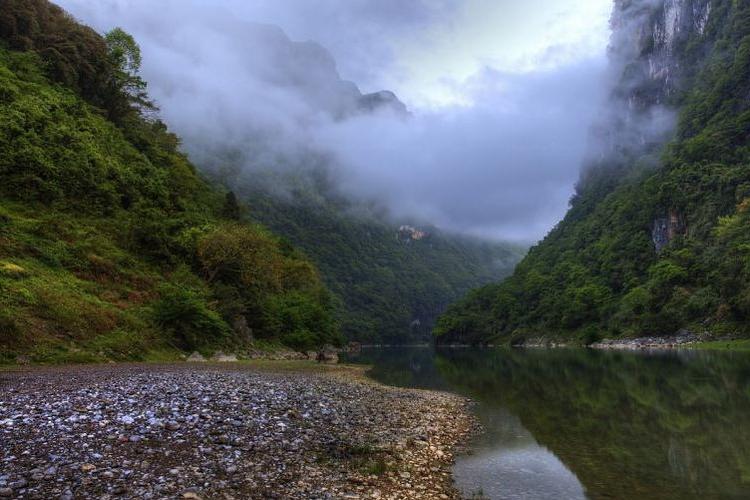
[343,347,447,389]
[436,349,750,500]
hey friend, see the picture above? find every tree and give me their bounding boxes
[104,27,154,117]
[222,191,242,220]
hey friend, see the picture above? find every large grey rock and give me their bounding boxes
[316,345,339,364]
[212,352,238,363]
[186,352,206,362]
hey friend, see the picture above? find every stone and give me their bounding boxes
[212,352,238,363]
[8,479,26,489]
[0,363,471,499]
[0,488,11,497]
[187,352,206,362]
[316,345,339,364]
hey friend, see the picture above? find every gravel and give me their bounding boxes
[0,363,474,499]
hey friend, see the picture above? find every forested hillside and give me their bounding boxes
[436,0,750,345]
[168,18,525,345]
[0,0,341,363]
[243,186,523,344]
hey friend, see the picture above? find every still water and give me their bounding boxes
[342,347,750,500]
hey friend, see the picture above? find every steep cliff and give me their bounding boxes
[436,0,750,344]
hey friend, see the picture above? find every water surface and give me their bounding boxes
[343,347,750,499]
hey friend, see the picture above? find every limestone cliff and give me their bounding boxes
[437,0,750,343]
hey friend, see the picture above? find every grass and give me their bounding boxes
[693,339,750,351]
[318,440,393,476]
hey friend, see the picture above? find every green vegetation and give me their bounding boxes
[0,1,341,363]
[241,187,523,344]
[694,339,750,351]
[436,0,750,344]
[319,439,391,476]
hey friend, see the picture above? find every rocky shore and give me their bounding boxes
[0,363,475,499]
[590,330,712,350]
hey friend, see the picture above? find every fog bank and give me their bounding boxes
[57,0,613,242]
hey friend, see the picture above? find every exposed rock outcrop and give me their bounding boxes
[588,0,714,165]
[652,209,686,251]
[397,225,429,243]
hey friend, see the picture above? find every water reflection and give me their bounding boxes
[454,407,585,499]
[343,347,750,499]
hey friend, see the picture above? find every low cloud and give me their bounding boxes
[58,0,611,242]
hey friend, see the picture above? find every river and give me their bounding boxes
[342,346,750,499]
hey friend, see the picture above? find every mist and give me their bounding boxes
[56,0,614,243]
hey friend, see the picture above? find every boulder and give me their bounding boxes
[186,352,206,362]
[316,345,339,364]
[212,352,238,362]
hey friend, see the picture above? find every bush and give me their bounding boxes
[265,291,341,351]
[580,326,603,346]
[0,309,20,344]
[152,285,229,350]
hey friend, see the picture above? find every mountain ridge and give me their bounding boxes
[436,0,750,345]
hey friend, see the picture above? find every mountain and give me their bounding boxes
[204,22,408,120]
[0,0,521,363]
[240,183,523,344]
[436,0,750,345]
[0,0,342,363]
[173,21,523,345]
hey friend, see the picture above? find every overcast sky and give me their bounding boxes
[58,0,614,242]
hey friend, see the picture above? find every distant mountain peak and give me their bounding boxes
[237,22,408,120]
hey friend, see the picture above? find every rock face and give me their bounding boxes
[231,315,253,342]
[358,90,410,117]
[397,225,429,243]
[588,0,713,164]
[652,209,686,251]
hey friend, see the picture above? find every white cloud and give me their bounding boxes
[56,0,613,242]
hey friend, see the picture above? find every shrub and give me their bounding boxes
[580,326,603,346]
[0,309,20,344]
[152,285,229,350]
[265,291,341,351]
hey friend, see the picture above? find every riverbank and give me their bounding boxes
[499,330,750,351]
[0,362,476,499]
[585,331,750,351]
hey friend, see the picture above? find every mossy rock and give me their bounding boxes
[0,261,28,278]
